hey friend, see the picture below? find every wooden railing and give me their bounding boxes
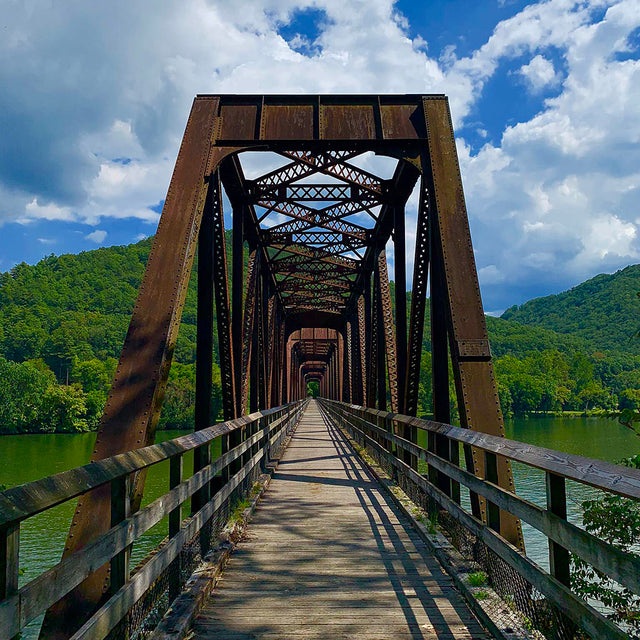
[319,399,640,640]
[0,399,307,640]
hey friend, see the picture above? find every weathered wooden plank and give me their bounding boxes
[330,403,640,595]
[190,402,486,640]
[330,406,628,640]
[69,450,265,640]
[0,403,301,528]
[338,401,640,499]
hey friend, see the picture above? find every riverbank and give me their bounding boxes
[519,409,617,418]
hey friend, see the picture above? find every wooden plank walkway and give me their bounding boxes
[191,400,490,639]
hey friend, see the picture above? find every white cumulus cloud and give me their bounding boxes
[85,229,107,243]
[518,55,561,92]
[0,0,639,307]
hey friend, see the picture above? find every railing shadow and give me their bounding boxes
[194,401,486,639]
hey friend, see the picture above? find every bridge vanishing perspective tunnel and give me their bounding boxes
[1,95,639,640]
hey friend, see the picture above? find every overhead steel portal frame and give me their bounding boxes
[41,94,523,638]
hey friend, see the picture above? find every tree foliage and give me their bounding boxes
[2,236,640,428]
[572,455,640,636]
[502,264,640,354]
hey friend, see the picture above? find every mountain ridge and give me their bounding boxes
[502,264,640,354]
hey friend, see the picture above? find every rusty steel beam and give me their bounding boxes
[252,150,361,194]
[250,183,369,202]
[270,243,359,270]
[378,250,398,413]
[258,199,369,239]
[240,250,257,414]
[41,96,234,640]
[193,180,215,514]
[232,199,244,417]
[394,204,408,414]
[422,97,523,550]
[281,150,385,195]
[405,176,429,417]
[210,175,237,420]
[357,294,367,406]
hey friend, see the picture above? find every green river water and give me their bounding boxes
[1,417,638,638]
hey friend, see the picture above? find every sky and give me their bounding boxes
[1,0,639,313]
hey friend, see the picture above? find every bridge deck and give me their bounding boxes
[191,401,490,639]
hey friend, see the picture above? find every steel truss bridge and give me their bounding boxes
[1,95,639,640]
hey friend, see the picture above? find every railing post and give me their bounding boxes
[110,475,130,594]
[169,454,183,602]
[192,442,211,516]
[0,523,19,600]
[389,416,399,482]
[449,436,461,504]
[484,452,500,534]
[435,432,452,498]
[546,472,571,587]
[261,416,269,471]
[221,433,230,484]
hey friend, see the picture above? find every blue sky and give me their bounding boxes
[1,0,640,313]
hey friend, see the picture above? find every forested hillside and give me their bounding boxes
[1,237,640,432]
[502,265,640,353]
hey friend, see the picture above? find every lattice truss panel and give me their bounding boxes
[237,150,395,314]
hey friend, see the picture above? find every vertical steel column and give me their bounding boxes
[250,256,261,413]
[363,271,373,407]
[193,186,214,512]
[232,203,244,418]
[374,255,387,411]
[267,297,277,407]
[429,207,453,498]
[394,205,408,414]
[423,97,523,549]
[350,313,362,405]
[280,323,288,405]
[344,323,352,403]
[357,296,367,406]
[405,176,429,418]
[286,342,293,403]
[210,174,237,421]
[369,268,379,408]
[259,260,269,408]
[378,251,398,412]
[337,333,344,402]
[241,250,257,414]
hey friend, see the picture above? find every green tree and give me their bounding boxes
[0,358,53,433]
[572,455,640,636]
[37,384,89,433]
[619,389,640,411]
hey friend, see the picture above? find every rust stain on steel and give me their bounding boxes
[262,104,314,140]
[219,104,258,140]
[321,104,376,139]
[380,104,423,139]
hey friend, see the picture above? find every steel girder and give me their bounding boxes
[44,93,524,640]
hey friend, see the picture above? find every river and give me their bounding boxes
[1,417,638,638]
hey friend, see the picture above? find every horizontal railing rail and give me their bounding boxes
[319,399,640,640]
[0,399,307,640]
